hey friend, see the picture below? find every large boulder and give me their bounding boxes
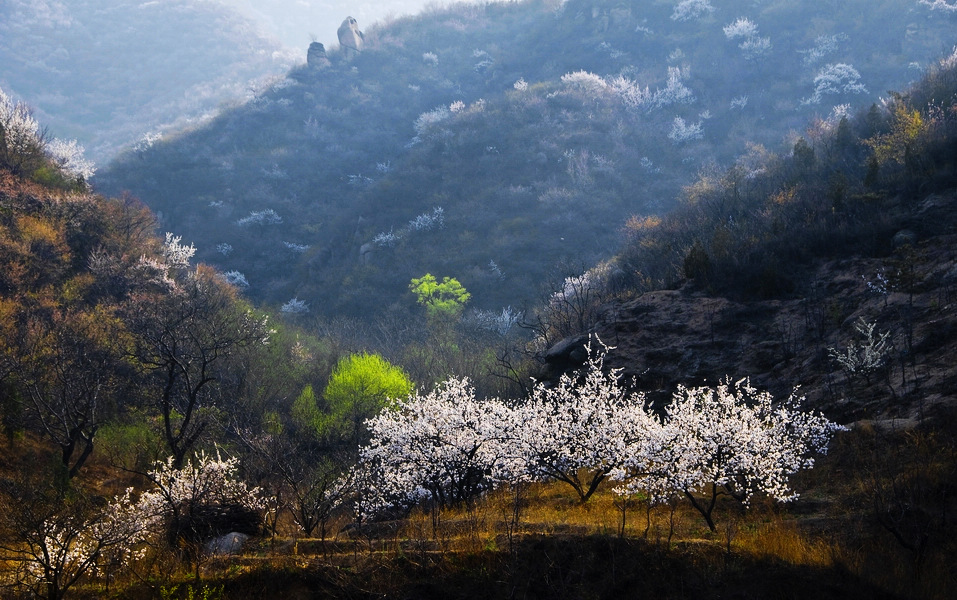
[205,532,250,556]
[337,17,364,55]
[307,41,329,70]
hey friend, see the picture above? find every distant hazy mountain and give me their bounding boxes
[0,0,299,163]
[96,0,956,319]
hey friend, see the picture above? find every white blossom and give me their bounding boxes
[281,297,309,314]
[0,86,41,160]
[408,206,445,232]
[283,241,310,253]
[918,0,957,12]
[355,378,522,517]
[671,0,715,22]
[652,67,695,108]
[799,33,848,66]
[236,209,283,227]
[414,105,451,136]
[828,318,891,380]
[516,339,658,502]
[613,379,845,529]
[803,63,868,105]
[668,116,704,143]
[723,18,758,40]
[221,270,249,288]
[723,18,771,60]
[103,451,265,564]
[162,232,196,269]
[46,138,96,180]
[561,70,609,96]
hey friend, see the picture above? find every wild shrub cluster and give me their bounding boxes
[617,48,957,300]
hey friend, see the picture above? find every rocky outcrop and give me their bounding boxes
[307,41,329,70]
[337,17,363,55]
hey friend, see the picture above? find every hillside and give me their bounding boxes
[0,0,296,163]
[95,0,957,320]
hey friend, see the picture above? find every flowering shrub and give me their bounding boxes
[828,318,892,383]
[672,0,715,22]
[803,63,867,105]
[46,138,96,180]
[723,17,771,60]
[236,209,282,227]
[351,342,844,530]
[221,270,249,288]
[108,451,265,558]
[517,340,657,502]
[669,116,704,143]
[355,378,521,517]
[613,378,845,530]
[281,297,309,314]
[918,0,957,12]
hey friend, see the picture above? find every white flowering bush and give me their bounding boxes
[281,297,309,314]
[108,451,265,559]
[723,18,771,60]
[517,341,658,502]
[0,86,42,171]
[349,342,843,530]
[669,116,704,143]
[918,0,957,12]
[652,67,695,109]
[236,209,283,227]
[828,317,892,383]
[408,207,445,232]
[162,232,196,270]
[723,17,758,40]
[46,138,96,181]
[414,105,451,136]
[800,33,848,67]
[221,270,249,288]
[468,306,521,336]
[803,63,867,105]
[671,0,715,22]
[614,379,845,531]
[561,70,609,96]
[355,378,522,517]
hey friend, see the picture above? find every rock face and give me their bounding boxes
[337,17,363,54]
[307,41,328,69]
[587,192,957,423]
[205,532,250,556]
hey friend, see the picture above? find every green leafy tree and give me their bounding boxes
[409,274,471,321]
[320,353,413,446]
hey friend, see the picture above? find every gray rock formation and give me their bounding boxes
[205,532,250,556]
[337,17,364,55]
[307,41,328,70]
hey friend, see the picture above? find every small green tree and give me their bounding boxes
[320,353,413,446]
[409,274,471,320]
[291,384,322,437]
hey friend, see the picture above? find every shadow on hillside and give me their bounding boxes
[194,534,901,600]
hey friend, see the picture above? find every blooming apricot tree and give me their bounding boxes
[356,378,521,518]
[614,379,845,531]
[107,450,265,560]
[518,340,657,502]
